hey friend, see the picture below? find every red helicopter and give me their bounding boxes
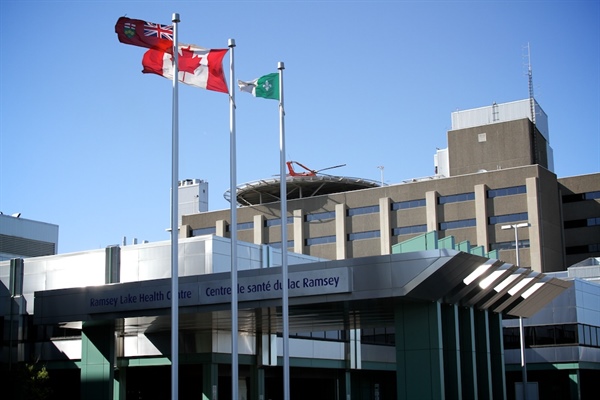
[285,161,346,177]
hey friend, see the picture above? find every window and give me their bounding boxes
[438,192,475,204]
[348,230,380,241]
[555,324,577,345]
[487,185,526,198]
[361,327,395,346]
[305,211,335,222]
[305,235,336,246]
[290,330,347,342]
[192,227,216,236]
[392,225,427,236]
[532,326,556,346]
[503,323,582,349]
[563,190,600,203]
[265,216,294,227]
[566,243,600,255]
[488,212,528,225]
[490,240,530,251]
[237,221,254,230]
[347,205,379,216]
[391,199,426,210]
[268,240,294,249]
[564,217,600,229]
[439,219,476,230]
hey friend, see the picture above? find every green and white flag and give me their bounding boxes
[238,72,279,100]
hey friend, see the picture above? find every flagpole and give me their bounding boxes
[277,61,290,400]
[170,13,180,400]
[228,38,239,400]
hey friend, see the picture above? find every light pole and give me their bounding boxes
[377,166,384,186]
[501,222,530,400]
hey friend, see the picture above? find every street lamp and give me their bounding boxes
[501,222,530,400]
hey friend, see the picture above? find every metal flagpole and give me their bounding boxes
[228,38,239,400]
[170,12,180,400]
[278,61,290,400]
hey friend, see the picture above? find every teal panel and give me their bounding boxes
[250,365,265,400]
[392,231,438,254]
[81,321,115,400]
[425,231,439,250]
[395,301,444,400]
[487,249,499,259]
[394,235,427,253]
[569,370,580,400]
[441,304,462,400]
[458,241,471,253]
[489,312,506,400]
[470,246,485,256]
[203,362,218,400]
[474,310,492,400]
[114,367,126,400]
[438,236,455,250]
[459,307,478,400]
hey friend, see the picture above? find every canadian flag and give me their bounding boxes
[142,44,229,94]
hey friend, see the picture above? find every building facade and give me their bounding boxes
[2,234,569,400]
[2,98,598,399]
[182,99,599,273]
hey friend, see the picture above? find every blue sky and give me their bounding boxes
[1,1,599,254]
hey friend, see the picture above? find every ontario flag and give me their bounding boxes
[142,44,229,94]
[115,17,173,52]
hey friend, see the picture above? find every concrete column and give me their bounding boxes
[216,220,228,238]
[474,184,489,250]
[459,307,478,399]
[203,362,219,400]
[489,312,507,400]
[379,197,391,255]
[525,177,542,272]
[81,321,116,400]
[335,203,347,260]
[474,310,493,400]
[254,214,265,245]
[395,301,444,400]
[426,191,439,233]
[180,224,192,238]
[293,209,304,254]
[441,303,462,399]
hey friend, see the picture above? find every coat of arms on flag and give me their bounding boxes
[123,22,136,39]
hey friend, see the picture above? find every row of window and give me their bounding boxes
[503,323,600,349]
[488,185,526,198]
[286,323,599,350]
[564,217,600,229]
[200,187,594,235]
[490,240,530,251]
[289,327,395,345]
[192,184,535,236]
[566,243,600,255]
[195,211,529,239]
[562,190,600,203]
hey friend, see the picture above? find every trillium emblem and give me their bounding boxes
[124,22,136,39]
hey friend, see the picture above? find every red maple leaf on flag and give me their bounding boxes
[177,46,203,74]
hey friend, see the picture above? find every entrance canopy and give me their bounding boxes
[34,249,570,335]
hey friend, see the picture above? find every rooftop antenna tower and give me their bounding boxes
[524,42,536,125]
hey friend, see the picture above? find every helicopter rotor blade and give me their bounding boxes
[316,164,346,173]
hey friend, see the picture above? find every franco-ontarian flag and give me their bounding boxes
[238,73,279,100]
